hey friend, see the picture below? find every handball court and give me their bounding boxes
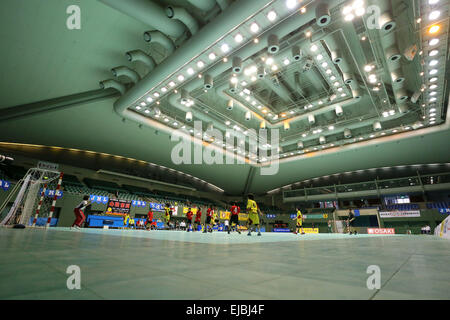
[0,228,449,300]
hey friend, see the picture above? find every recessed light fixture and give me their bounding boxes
[429,50,439,57]
[168,81,175,87]
[429,69,438,75]
[161,87,167,93]
[234,33,244,43]
[429,60,438,67]
[153,92,160,97]
[187,68,194,75]
[429,25,440,34]
[310,44,318,52]
[429,10,441,20]
[267,10,277,21]
[250,22,260,33]
[429,38,439,46]
[208,52,216,60]
[146,97,153,103]
[286,0,297,9]
[221,43,230,53]
[197,61,205,68]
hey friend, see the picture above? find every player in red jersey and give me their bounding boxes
[228,202,241,234]
[194,207,202,232]
[203,206,213,233]
[146,209,154,230]
[186,208,194,232]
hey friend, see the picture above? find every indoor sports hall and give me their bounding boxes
[1,0,449,301]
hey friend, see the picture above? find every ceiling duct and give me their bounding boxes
[397,103,410,114]
[391,67,405,84]
[268,34,280,54]
[352,89,362,101]
[245,111,252,121]
[166,6,199,36]
[343,72,356,86]
[257,65,265,78]
[292,45,302,61]
[316,2,331,27]
[297,141,304,149]
[335,105,344,116]
[386,45,402,63]
[143,30,175,55]
[111,66,140,84]
[99,79,126,95]
[344,128,352,139]
[395,87,409,103]
[99,0,186,38]
[204,74,213,90]
[186,111,193,122]
[126,50,156,70]
[319,136,326,144]
[227,100,234,110]
[373,121,382,131]
[180,89,190,103]
[232,57,243,73]
[229,81,237,93]
[308,114,316,125]
[378,12,396,33]
[331,49,343,65]
[284,122,290,131]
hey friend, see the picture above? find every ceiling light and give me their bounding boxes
[266,57,274,65]
[429,25,440,34]
[164,118,169,122]
[168,81,175,87]
[330,76,336,81]
[429,60,439,67]
[220,43,230,53]
[146,97,153,103]
[144,109,150,114]
[429,85,437,90]
[153,92,160,97]
[225,121,230,125]
[429,10,440,20]
[310,44,318,52]
[187,68,194,75]
[344,13,355,21]
[136,106,141,110]
[429,108,436,112]
[429,50,439,57]
[429,91,437,96]
[284,58,290,65]
[250,22,260,33]
[230,77,238,84]
[364,65,373,72]
[326,69,332,74]
[271,65,278,71]
[428,0,439,4]
[355,7,365,16]
[286,0,297,9]
[197,61,205,68]
[430,113,436,117]
[429,97,437,102]
[316,54,323,60]
[429,69,438,75]
[321,62,328,68]
[161,87,167,93]
[234,33,244,43]
[429,38,439,46]
[328,125,334,130]
[177,75,185,81]
[208,52,216,60]
[267,10,277,21]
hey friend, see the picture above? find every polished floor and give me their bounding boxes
[0,227,449,300]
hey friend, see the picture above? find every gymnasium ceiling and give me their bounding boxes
[1,0,449,195]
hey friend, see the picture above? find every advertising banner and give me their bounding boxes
[149,203,164,211]
[303,214,327,219]
[90,195,108,204]
[183,207,198,216]
[367,228,396,234]
[379,211,421,218]
[220,210,230,220]
[105,199,131,216]
[438,208,450,214]
[0,180,11,191]
[131,200,147,208]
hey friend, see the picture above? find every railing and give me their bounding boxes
[284,172,450,200]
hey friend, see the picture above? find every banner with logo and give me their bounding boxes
[105,199,131,216]
[131,200,147,208]
[367,228,396,234]
[39,188,63,199]
[37,161,59,171]
[220,210,230,220]
[266,214,276,219]
[238,213,249,221]
[379,211,421,218]
[438,208,450,214]
[304,214,327,219]
[0,180,11,191]
[89,195,109,204]
[434,215,450,239]
[183,207,198,215]
[149,203,164,211]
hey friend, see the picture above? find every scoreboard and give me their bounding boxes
[106,199,131,216]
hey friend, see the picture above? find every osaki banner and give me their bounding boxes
[379,210,421,218]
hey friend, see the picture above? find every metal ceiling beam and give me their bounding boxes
[0,88,119,122]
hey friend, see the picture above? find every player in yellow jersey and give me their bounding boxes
[211,208,218,230]
[292,208,305,235]
[246,194,262,236]
[164,203,172,230]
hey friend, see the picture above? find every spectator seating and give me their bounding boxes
[385,204,420,211]
[426,202,450,209]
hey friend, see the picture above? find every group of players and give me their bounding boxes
[144,194,265,236]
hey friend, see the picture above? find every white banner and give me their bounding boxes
[37,161,59,171]
[379,210,421,218]
[434,215,450,240]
